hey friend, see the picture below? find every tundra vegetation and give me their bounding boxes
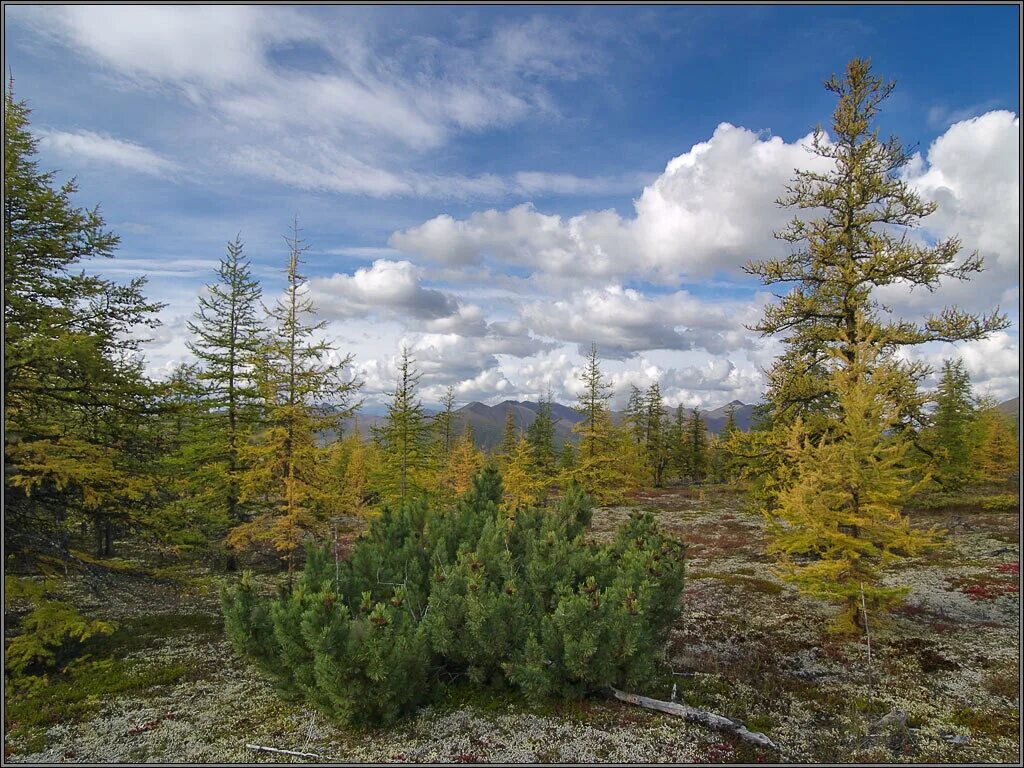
[3,60,1019,763]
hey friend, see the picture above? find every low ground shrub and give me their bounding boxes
[222,467,686,723]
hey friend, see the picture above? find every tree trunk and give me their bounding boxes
[103,520,114,556]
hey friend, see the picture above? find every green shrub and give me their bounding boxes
[222,467,686,723]
[4,576,116,677]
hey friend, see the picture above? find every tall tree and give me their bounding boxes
[768,326,938,632]
[185,236,265,537]
[432,385,459,460]
[624,385,647,446]
[667,405,691,482]
[644,383,669,487]
[498,406,520,463]
[926,358,975,490]
[525,390,558,478]
[231,220,359,573]
[744,59,1007,434]
[4,86,163,562]
[569,345,635,502]
[687,408,709,484]
[372,346,432,505]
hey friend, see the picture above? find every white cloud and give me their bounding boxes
[521,284,759,359]
[899,331,1020,404]
[20,6,619,199]
[310,260,458,321]
[37,129,178,177]
[887,110,1020,320]
[27,5,315,91]
[390,123,834,281]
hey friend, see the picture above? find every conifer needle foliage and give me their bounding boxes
[222,468,685,724]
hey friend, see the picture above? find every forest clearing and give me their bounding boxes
[4,483,1018,764]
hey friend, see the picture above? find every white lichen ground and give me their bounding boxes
[5,488,1020,763]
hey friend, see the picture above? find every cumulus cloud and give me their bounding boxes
[310,260,458,321]
[37,129,179,177]
[520,285,759,359]
[887,110,1020,319]
[899,331,1020,404]
[390,123,833,281]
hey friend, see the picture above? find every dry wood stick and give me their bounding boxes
[610,687,779,750]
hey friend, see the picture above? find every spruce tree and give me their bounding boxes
[372,347,432,504]
[926,359,975,490]
[231,220,359,572]
[526,391,558,478]
[185,236,265,536]
[687,408,708,484]
[645,383,669,487]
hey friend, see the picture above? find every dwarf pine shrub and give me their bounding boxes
[221,467,685,723]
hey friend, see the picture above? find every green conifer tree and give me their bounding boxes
[232,220,359,572]
[526,391,558,478]
[185,236,265,538]
[372,347,432,505]
[4,86,164,562]
[926,358,975,490]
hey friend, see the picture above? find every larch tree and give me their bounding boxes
[440,424,485,498]
[4,86,164,562]
[501,437,546,514]
[372,346,432,505]
[231,220,359,573]
[185,236,265,548]
[745,59,1007,629]
[667,405,691,482]
[970,402,1019,484]
[744,58,1007,438]
[645,383,669,487]
[569,345,635,502]
[768,324,939,632]
[432,385,459,461]
[687,408,709,484]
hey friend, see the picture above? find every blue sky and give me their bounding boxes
[4,4,1020,409]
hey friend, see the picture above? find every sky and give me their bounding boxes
[4,4,1020,411]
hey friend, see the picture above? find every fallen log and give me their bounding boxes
[610,687,779,750]
[245,743,338,761]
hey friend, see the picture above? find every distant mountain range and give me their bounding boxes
[339,394,1018,451]
[341,398,756,452]
[996,396,1019,418]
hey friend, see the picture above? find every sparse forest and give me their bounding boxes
[4,55,1019,765]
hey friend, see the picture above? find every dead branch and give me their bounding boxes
[245,743,339,761]
[610,687,779,750]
